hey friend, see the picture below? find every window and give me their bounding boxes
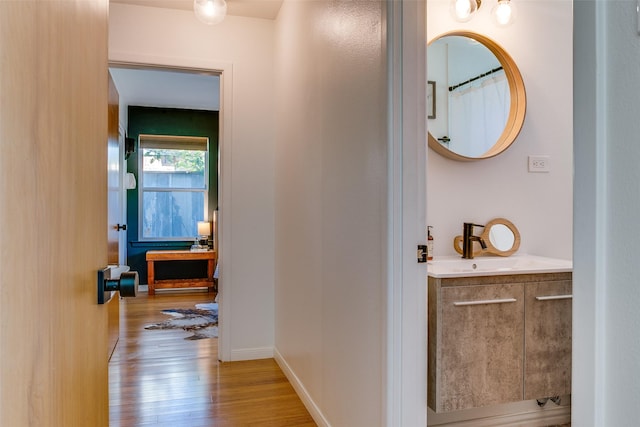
[139,135,209,240]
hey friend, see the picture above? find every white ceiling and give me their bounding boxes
[110,67,220,111]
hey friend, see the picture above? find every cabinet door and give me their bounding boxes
[524,280,572,400]
[436,284,524,412]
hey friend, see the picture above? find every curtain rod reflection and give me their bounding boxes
[449,66,504,92]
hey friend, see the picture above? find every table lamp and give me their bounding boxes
[191,221,212,251]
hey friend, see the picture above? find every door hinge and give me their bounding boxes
[417,245,428,263]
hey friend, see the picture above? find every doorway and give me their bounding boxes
[108,62,231,362]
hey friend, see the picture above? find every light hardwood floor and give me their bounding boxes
[109,291,316,426]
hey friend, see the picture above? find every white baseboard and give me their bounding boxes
[274,348,331,427]
[229,346,274,361]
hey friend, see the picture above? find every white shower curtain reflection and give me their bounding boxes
[449,71,509,157]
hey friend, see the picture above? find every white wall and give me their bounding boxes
[427,0,573,260]
[574,0,640,425]
[602,2,640,421]
[272,0,388,425]
[109,3,276,359]
[600,0,640,420]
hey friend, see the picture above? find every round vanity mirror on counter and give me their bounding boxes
[489,223,515,251]
[454,217,521,257]
[427,31,526,161]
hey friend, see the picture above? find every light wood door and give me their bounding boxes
[0,1,110,425]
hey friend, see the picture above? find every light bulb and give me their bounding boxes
[455,0,472,19]
[491,0,515,27]
[194,0,227,25]
[450,0,480,22]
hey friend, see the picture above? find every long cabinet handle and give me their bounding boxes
[453,298,517,306]
[535,294,573,301]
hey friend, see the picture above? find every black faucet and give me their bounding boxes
[462,223,487,259]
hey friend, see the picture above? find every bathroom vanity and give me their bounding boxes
[427,256,572,414]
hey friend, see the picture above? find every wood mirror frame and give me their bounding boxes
[454,217,521,257]
[427,31,527,161]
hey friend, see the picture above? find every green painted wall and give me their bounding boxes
[126,106,219,283]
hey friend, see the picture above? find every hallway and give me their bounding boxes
[109,291,315,426]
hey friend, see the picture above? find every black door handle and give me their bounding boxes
[116,224,127,231]
[97,268,139,304]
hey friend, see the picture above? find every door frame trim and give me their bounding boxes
[118,124,128,266]
[385,0,428,424]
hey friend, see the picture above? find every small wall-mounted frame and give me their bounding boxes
[124,136,135,160]
[427,80,436,119]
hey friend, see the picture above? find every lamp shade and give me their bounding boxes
[197,221,211,236]
[194,0,227,25]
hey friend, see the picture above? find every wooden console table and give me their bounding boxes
[146,250,217,295]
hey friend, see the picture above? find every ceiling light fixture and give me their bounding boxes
[491,0,516,26]
[194,0,227,26]
[450,0,481,22]
[491,0,515,27]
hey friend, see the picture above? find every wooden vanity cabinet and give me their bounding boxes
[524,279,572,400]
[428,273,572,413]
[428,279,524,412]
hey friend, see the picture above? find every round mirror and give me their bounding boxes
[427,31,526,161]
[488,224,515,252]
[480,218,520,256]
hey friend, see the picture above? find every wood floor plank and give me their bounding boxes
[109,292,315,426]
